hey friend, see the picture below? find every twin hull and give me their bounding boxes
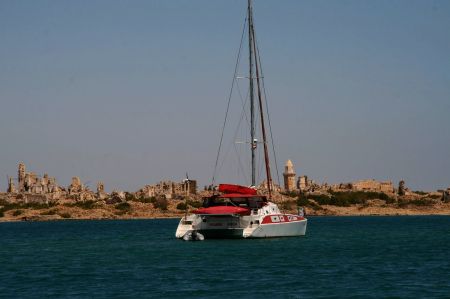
[176,213,307,239]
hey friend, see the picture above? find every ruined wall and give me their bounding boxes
[352,179,394,193]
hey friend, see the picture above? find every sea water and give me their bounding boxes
[1,216,449,298]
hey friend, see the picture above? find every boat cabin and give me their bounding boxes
[202,194,267,210]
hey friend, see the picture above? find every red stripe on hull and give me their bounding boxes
[261,214,305,224]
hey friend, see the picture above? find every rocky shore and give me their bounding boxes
[304,201,450,216]
[1,193,450,223]
[0,199,184,222]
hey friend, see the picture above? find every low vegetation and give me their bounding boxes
[296,195,310,207]
[115,202,132,212]
[186,200,202,208]
[0,200,56,216]
[12,209,23,216]
[398,198,435,207]
[0,186,445,220]
[279,200,296,211]
[306,191,395,207]
[125,192,137,201]
[59,212,71,219]
[132,195,168,210]
[176,199,202,211]
[280,191,298,198]
[413,191,427,195]
[296,196,323,211]
[152,198,168,211]
[133,196,156,204]
[40,209,57,215]
[176,202,187,210]
[64,200,97,210]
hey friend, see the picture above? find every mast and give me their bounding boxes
[248,0,273,198]
[248,0,256,187]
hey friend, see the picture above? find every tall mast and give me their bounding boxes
[249,0,273,198]
[252,34,272,198]
[248,0,256,187]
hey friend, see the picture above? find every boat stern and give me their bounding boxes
[175,216,195,238]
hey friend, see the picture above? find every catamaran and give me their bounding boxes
[176,0,307,239]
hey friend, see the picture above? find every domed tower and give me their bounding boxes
[283,160,296,192]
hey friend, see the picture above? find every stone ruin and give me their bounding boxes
[297,175,321,193]
[15,162,60,195]
[96,181,108,200]
[68,177,83,194]
[442,188,450,203]
[6,162,62,203]
[4,162,201,204]
[398,180,406,196]
[137,179,197,199]
[5,162,104,203]
[282,160,401,196]
[257,180,282,193]
[351,179,395,193]
[7,177,16,193]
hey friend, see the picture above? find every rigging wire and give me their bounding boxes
[234,87,251,184]
[254,32,282,188]
[216,83,250,184]
[236,80,250,127]
[212,15,248,186]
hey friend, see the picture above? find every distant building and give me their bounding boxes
[297,175,308,192]
[352,179,394,193]
[283,160,296,192]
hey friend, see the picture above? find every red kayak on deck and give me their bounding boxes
[218,184,257,195]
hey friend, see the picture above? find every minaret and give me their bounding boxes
[283,160,296,191]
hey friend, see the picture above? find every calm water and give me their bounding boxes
[1,216,449,298]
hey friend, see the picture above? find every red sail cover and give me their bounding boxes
[218,184,257,195]
[193,206,251,216]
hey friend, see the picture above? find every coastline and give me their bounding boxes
[1,200,450,223]
[304,201,450,217]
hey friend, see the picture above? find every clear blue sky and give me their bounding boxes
[1,0,449,192]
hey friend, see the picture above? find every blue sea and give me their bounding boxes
[1,216,449,298]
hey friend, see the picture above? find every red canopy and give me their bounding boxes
[192,206,251,216]
[218,184,257,195]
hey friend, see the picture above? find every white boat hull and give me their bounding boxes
[175,211,307,239]
[244,219,307,238]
